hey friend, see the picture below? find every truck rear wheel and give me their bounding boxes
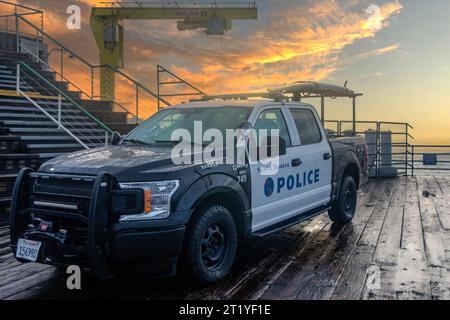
[329,175,357,224]
[180,205,237,285]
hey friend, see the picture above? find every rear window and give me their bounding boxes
[290,109,322,145]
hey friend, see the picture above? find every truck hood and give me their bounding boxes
[39,145,180,179]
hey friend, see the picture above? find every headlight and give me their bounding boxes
[118,180,179,222]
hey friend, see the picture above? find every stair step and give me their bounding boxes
[36,153,64,159]
[0,173,18,179]
[0,197,11,205]
[0,98,72,106]
[0,105,84,116]
[0,113,90,121]
[8,127,105,134]
[27,143,90,149]
[1,120,98,128]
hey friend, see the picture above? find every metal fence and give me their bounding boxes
[325,120,449,176]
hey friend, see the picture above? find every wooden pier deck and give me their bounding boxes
[0,176,449,300]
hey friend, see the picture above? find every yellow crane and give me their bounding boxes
[90,1,258,101]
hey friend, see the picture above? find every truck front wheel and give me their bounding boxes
[180,205,237,285]
[329,175,357,224]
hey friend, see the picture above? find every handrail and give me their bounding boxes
[94,64,172,107]
[17,15,91,66]
[17,43,92,100]
[18,61,113,135]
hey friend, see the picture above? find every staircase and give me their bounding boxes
[0,47,138,222]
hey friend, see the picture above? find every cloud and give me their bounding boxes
[14,0,403,117]
[356,43,401,60]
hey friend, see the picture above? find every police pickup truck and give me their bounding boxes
[10,100,368,285]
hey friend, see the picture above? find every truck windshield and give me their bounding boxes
[123,106,252,146]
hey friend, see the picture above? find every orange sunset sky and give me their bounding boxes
[7,0,450,144]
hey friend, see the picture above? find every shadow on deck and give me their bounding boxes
[0,176,449,300]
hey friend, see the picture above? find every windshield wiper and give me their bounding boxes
[155,140,181,145]
[155,140,209,147]
[122,139,151,146]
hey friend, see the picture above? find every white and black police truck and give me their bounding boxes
[10,99,368,285]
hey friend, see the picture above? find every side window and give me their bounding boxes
[290,109,322,145]
[254,109,292,147]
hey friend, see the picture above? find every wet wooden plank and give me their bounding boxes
[431,177,450,231]
[363,177,408,300]
[395,177,431,300]
[294,180,388,300]
[357,180,396,247]
[330,179,396,300]
[258,180,382,300]
[0,267,59,300]
[417,176,450,300]
[417,176,449,267]
[228,215,330,300]
[373,177,407,265]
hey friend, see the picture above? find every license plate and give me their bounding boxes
[16,238,42,262]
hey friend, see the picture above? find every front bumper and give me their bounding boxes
[9,169,191,279]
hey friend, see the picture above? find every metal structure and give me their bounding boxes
[90,1,258,100]
[269,81,363,136]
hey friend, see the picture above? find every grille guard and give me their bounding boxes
[10,168,115,279]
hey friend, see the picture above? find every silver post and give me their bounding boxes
[16,63,20,93]
[105,132,109,146]
[15,13,19,53]
[58,94,62,128]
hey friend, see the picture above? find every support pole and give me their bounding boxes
[60,49,64,81]
[15,13,19,53]
[320,95,325,126]
[16,63,20,93]
[136,85,139,124]
[352,96,356,136]
[57,94,62,128]
[157,66,161,111]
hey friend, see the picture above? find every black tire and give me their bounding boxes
[180,205,237,285]
[329,175,357,224]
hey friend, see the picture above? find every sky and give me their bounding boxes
[6,0,450,144]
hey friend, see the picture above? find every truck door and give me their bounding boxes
[286,107,333,211]
[250,107,302,232]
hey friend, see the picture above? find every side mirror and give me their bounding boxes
[111,131,122,145]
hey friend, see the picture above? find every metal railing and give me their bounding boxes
[324,120,413,177]
[0,0,43,39]
[410,145,450,175]
[325,120,450,176]
[16,61,113,149]
[99,1,257,8]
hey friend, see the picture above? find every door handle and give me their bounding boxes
[291,158,302,167]
[323,153,332,160]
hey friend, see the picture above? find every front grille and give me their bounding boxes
[19,172,99,247]
[29,172,96,219]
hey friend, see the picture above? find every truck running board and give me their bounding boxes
[253,205,330,237]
